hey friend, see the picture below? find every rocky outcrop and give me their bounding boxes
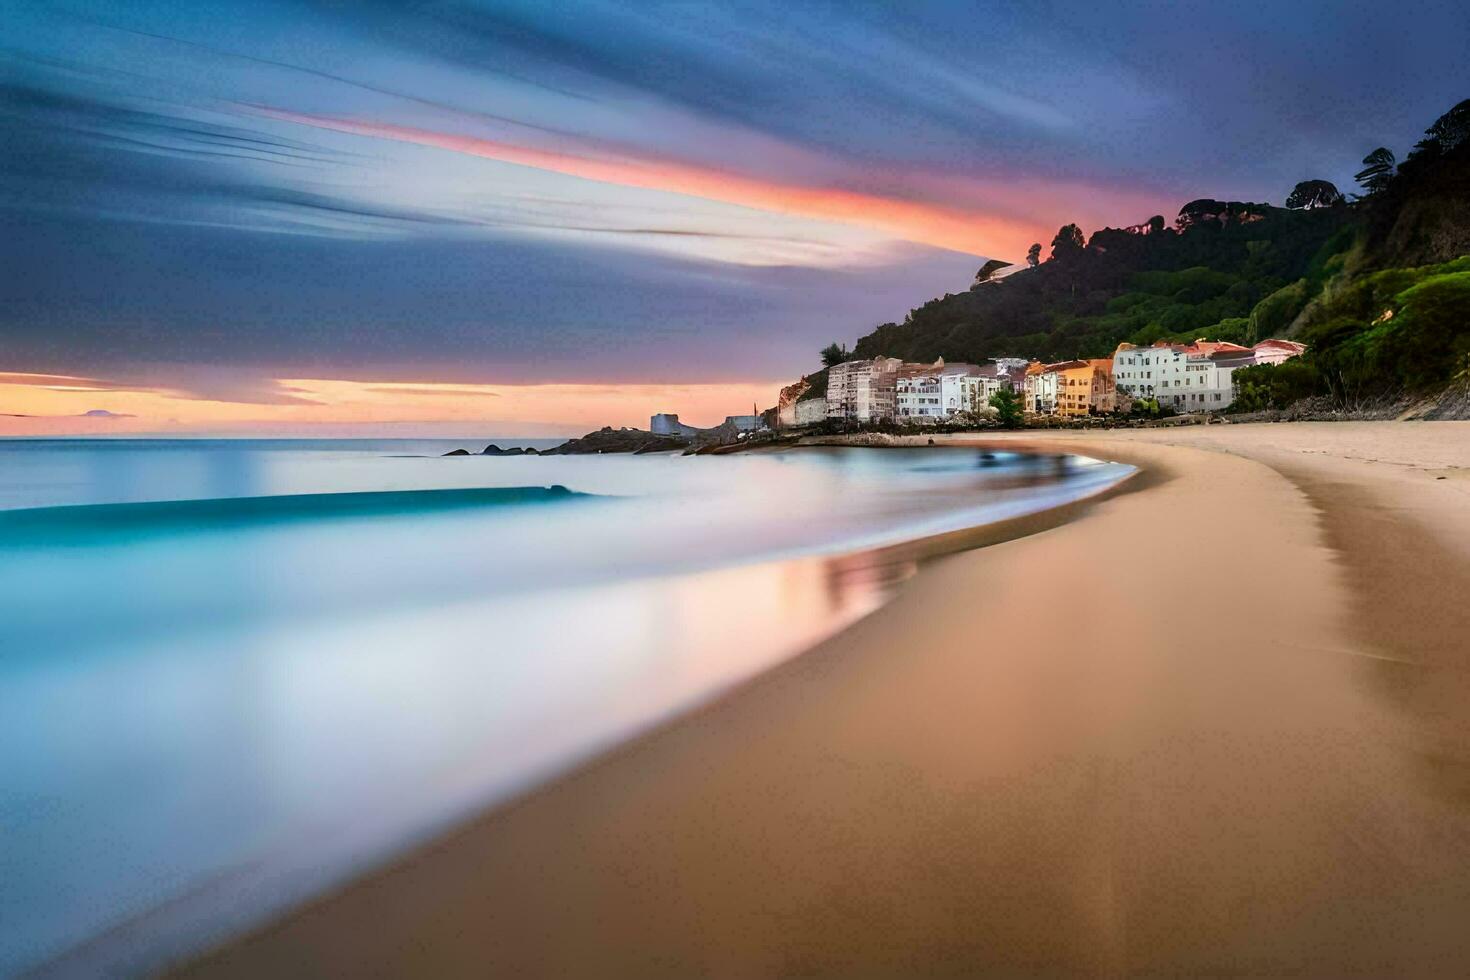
[540,427,690,455]
[441,448,471,456]
[481,444,539,456]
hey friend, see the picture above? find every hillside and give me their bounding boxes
[853,205,1353,364]
[844,98,1470,407]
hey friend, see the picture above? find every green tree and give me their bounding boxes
[989,387,1022,428]
[1354,147,1396,196]
[1050,223,1085,261]
[1417,98,1470,155]
[1026,243,1042,267]
[1286,180,1345,210]
[820,343,848,367]
[1248,280,1310,342]
[1176,198,1225,229]
[1229,360,1323,412]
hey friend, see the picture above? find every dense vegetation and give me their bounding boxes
[842,98,1470,410]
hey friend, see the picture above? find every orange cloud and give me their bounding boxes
[249,107,1050,260]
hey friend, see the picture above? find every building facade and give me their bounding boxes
[1053,360,1097,417]
[895,367,944,421]
[1023,362,1060,414]
[1113,338,1301,412]
[794,397,826,426]
[1087,358,1117,413]
[826,357,902,422]
[1111,343,1172,400]
[896,361,992,421]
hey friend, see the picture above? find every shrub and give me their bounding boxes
[988,388,1023,428]
[1230,360,1325,411]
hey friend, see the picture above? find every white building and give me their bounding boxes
[1023,365,1060,414]
[826,357,903,422]
[973,363,1017,404]
[1111,344,1174,400]
[895,367,945,421]
[897,362,1000,422]
[1112,340,1267,412]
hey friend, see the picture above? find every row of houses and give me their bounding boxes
[782,338,1305,425]
[1020,338,1306,416]
[1112,338,1305,413]
[1022,358,1117,416]
[822,357,1031,423]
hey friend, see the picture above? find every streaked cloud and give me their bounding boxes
[250,106,1049,259]
[2,0,1467,410]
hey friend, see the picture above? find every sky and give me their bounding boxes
[2,0,1468,435]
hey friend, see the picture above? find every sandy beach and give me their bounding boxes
[180,421,1470,977]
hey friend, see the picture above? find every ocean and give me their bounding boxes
[0,438,1132,975]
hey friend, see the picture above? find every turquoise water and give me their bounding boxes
[0,438,1132,976]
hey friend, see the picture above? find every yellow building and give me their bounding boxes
[1087,358,1117,413]
[1053,360,1092,417]
[1053,359,1116,417]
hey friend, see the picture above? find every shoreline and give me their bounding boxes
[172,422,1470,975]
[25,445,1137,979]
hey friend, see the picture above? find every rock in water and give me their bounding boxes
[442,448,471,456]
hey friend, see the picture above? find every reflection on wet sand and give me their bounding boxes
[1277,470,1470,807]
[179,425,1470,978]
[3,443,1133,976]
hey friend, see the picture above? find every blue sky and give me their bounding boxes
[2,0,1468,400]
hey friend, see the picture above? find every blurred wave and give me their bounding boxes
[0,485,588,544]
[0,440,1132,977]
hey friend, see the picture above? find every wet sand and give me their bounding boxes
[181,422,1470,977]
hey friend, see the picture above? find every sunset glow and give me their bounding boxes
[4,1,1459,428]
[0,374,784,437]
[251,108,1053,261]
